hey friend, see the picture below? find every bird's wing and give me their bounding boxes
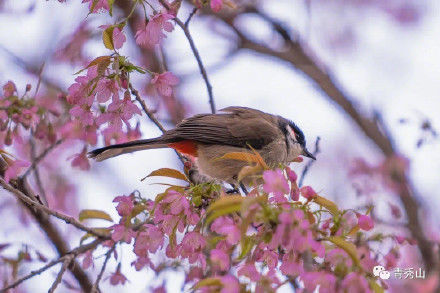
[164,107,280,149]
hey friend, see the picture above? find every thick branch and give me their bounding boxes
[207,9,436,271]
[0,178,107,238]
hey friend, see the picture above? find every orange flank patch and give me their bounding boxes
[168,140,198,157]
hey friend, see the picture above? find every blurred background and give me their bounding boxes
[0,0,439,291]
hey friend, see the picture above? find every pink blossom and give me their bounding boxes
[82,250,94,269]
[15,106,40,129]
[95,78,118,103]
[300,185,317,199]
[135,12,174,48]
[113,195,134,217]
[70,148,90,170]
[2,81,16,97]
[237,263,260,282]
[109,268,127,286]
[210,248,230,271]
[152,285,166,293]
[151,72,179,97]
[112,27,126,49]
[211,0,223,12]
[263,169,289,197]
[82,0,109,13]
[389,202,402,219]
[60,121,97,145]
[178,232,206,268]
[4,159,30,183]
[280,252,304,276]
[131,255,152,271]
[70,105,94,126]
[357,214,374,231]
[340,272,371,293]
[67,68,97,105]
[96,96,141,130]
[384,249,399,269]
[211,217,240,245]
[111,224,136,243]
[134,224,164,256]
[220,275,239,293]
[301,272,337,293]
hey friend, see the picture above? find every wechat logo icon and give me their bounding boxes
[373,265,390,280]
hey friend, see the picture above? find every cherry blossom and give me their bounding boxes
[357,213,374,231]
[135,12,175,48]
[263,169,289,197]
[151,72,179,97]
[4,159,30,182]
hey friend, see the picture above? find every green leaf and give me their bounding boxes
[368,279,385,293]
[238,236,254,259]
[107,0,115,16]
[327,236,360,267]
[193,277,222,290]
[89,0,99,14]
[80,228,111,244]
[103,26,115,50]
[141,168,188,182]
[205,195,243,225]
[79,209,113,222]
[312,195,339,217]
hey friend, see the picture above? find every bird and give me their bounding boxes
[88,106,315,188]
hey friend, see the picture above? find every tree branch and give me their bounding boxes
[0,178,107,238]
[22,139,63,178]
[298,137,321,187]
[129,83,185,164]
[90,245,116,293]
[159,0,215,113]
[0,238,101,292]
[47,254,73,293]
[206,8,436,271]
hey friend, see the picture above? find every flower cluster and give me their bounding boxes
[78,165,406,292]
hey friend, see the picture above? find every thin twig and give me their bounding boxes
[130,84,166,133]
[158,0,215,113]
[22,139,63,178]
[91,245,116,293]
[0,178,108,238]
[185,8,198,28]
[29,134,48,206]
[0,239,101,292]
[129,83,185,164]
[298,137,320,187]
[48,255,73,293]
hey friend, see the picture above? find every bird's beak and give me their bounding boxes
[302,148,316,160]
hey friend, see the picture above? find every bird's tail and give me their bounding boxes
[88,138,168,161]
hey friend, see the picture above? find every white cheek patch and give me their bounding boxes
[286,125,296,141]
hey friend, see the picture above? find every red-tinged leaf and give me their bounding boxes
[79,209,113,222]
[217,152,261,163]
[141,168,188,182]
[74,56,111,75]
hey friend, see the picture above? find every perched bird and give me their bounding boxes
[89,107,315,186]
